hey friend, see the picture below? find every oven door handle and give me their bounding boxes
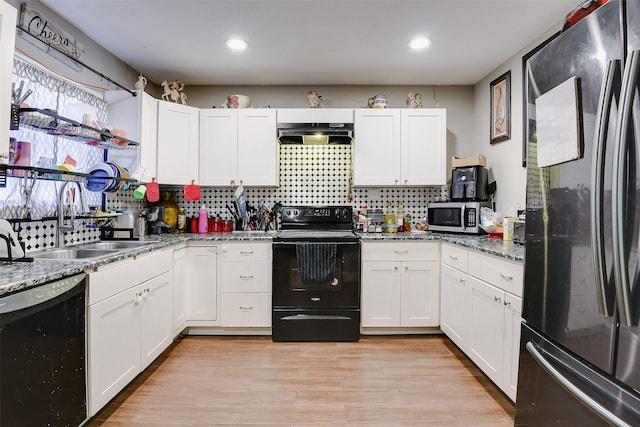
[273,241,360,247]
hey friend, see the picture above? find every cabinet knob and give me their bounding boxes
[405,266,409,271]
[394,266,399,271]
[494,296,502,303]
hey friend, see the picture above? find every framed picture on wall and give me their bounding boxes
[490,70,511,144]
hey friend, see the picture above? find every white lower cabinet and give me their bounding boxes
[361,241,439,330]
[219,242,272,327]
[439,243,522,401]
[186,245,218,323]
[440,263,469,350]
[87,248,173,416]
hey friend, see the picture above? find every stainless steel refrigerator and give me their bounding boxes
[516,0,640,425]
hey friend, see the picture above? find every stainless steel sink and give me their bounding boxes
[31,248,119,260]
[81,241,155,250]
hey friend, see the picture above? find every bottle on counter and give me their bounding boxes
[198,205,208,234]
[397,202,405,232]
[158,191,179,232]
[404,212,412,232]
[177,208,186,233]
[384,201,397,233]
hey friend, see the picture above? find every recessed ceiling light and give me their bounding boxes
[226,38,248,51]
[409,36,431,50]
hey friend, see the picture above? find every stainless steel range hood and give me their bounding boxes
[278,122,353,145]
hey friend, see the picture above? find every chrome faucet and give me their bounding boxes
[57,181,87,247]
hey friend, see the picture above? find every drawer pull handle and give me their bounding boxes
[240,251,254,255]
[499,273,513,281]
[504,300,511,307]
[449,255,458,261]
[239,306,254,311]
[240,275,254,280]
[394,250,408,255]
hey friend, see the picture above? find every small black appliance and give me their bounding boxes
[450,166,489,201]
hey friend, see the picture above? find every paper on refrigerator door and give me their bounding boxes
[535,77,582,168]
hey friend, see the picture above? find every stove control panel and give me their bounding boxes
[280,206,353,225]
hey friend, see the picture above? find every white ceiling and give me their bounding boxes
[40,0,578,86]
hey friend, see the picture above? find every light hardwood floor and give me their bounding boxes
[88,335,515,426]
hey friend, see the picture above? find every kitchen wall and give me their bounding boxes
[469,23,562,215]
[6,0,142,94]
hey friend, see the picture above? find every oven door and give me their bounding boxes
[272,240,360,308]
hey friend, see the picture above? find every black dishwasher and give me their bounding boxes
[0,273,87,426]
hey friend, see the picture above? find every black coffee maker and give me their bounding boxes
[450,166,489,201]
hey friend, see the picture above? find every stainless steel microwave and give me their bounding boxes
[427,201,491,234]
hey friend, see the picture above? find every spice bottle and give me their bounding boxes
[177,208,186,233]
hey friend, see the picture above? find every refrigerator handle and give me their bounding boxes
[591,59,620,317]
[526,341,632,427]
[612,49,640,327]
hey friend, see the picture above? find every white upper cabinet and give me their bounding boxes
[401,108,447,185]
[353,109,401,186]
[0,1,17,164]
[157,101,199,185]
[200,108,277,186]
[106,90,158,182]
[199,109,238,186]
[354,108,446,186]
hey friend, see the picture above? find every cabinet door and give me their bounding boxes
[237,109,277,186]
[172,247,188,335]
[140,271,173,369]
[87,287,140,416]
[353,109,401,186]
[186,246,218,322]
[400,261,440,327]
[440,264,469,350]
[361,262,401,326]
[0,1,16,162]
[199,109,238,186]
[400,109,446,185]
[139,92,159,182]
[502,292,522,401]
[467,276,504,387]
[157,101,199,184]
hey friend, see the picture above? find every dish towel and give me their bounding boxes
[296,242,337,285]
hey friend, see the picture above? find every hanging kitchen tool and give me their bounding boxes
[146,178,160,202]
[234,181,247,219]
[184,180,201,201]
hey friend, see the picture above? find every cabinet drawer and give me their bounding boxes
[219,242,272,262]
[468,251,523,297]
[441,243,468,272]
[220,293,272,327]
[89,247,173,305]
[220,260,271,293]
[362,241,439,262]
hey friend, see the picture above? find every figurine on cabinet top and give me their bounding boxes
[407,91,423,108]
[161,80,187,104]
[307,90,322,108]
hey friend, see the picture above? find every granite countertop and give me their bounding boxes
[0,231,277,296]
[358,231,525,262]
[0,230,522,296]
